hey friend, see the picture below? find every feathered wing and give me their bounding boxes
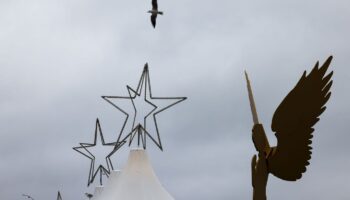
[152,0,158,10]
[151,14,157,28]
[267,56,333,181]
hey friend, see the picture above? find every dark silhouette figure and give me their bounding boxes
[246,56,334,200]
[148,0,163,28]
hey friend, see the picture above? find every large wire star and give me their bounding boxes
[102,63,186,151]
[73,118,125,186]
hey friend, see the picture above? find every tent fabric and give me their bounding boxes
[92,186,104,200]
[96,148,175,200]
[94,170,121,200]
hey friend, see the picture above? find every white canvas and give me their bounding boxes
[97,149,174,200]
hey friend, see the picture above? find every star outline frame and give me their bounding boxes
[73,118,125,186]
[102,63,187,151]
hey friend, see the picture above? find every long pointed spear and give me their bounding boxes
[245,71,259,125]
[245,71,271,156]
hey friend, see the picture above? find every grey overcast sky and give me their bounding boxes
[0,0,349,199]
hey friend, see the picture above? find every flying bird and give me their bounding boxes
[148,0,163,28]
[246,56,333,183]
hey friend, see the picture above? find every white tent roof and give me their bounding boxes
[91,186,104,200]
[93,170,121,200]
[96,148,174,200]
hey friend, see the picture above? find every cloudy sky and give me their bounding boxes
[0,0,349,199]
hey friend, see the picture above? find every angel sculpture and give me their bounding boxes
[245,56,334,200]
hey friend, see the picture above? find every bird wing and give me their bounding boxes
[267,56,333,181]
[152,0,158,10]
[151,14,157,28]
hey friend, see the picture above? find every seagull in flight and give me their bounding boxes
[148,0,163,28]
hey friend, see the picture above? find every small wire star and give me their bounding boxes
[73,118,125,186]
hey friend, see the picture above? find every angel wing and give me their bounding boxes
[267,56,333,181]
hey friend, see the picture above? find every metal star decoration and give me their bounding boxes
[102,63,186,151]
[73,118,125,186]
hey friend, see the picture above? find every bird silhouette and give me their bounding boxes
[147,0,163,28]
